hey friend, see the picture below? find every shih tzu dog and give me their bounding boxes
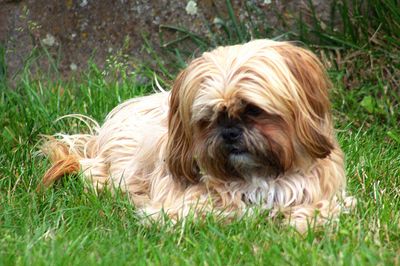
[40,39,354,231]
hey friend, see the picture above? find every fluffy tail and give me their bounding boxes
[38,115,100,191]
[39,139,81,190]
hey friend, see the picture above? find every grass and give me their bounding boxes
[1,0,400,265]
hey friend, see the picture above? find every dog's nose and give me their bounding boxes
[221,127,243,143]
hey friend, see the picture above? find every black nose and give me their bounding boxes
[221,127,243,143]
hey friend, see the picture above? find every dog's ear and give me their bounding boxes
[279,45,334,158]
[166,69,199,185]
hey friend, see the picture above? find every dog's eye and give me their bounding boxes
[244,105,263,117]
[198,118,210,128]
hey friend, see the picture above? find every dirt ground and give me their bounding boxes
[0,0,330,80]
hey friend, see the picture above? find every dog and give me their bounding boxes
[40,39,354,231]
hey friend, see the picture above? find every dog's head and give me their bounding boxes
[167,40,334,185]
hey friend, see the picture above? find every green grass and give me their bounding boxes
[1,0,400,265]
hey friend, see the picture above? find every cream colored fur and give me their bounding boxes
[41,40,355,232]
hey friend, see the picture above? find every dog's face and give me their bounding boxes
[167,40,335,185]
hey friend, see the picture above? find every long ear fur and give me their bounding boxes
[278,44,334,158]
[166,70,199,186]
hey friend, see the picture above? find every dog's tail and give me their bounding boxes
[38,115,100,191]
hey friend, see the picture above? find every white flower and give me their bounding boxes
[213,17,223,25]
[42,33,55,46]
[185,0,198,16]
[80,0,88,7]
[213,17,223,29]
[263,0,272,4]
[70,63,78,71]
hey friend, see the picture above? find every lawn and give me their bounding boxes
[1,1,399,265]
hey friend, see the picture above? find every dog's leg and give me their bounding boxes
[280,195,356,233]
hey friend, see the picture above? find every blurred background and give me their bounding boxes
[1,0,333,79]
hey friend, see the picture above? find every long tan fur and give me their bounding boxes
[40,40,355,232]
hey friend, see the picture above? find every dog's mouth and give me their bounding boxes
[226,146,283,179]
[227,147,257,167]
[229,147,247,155]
